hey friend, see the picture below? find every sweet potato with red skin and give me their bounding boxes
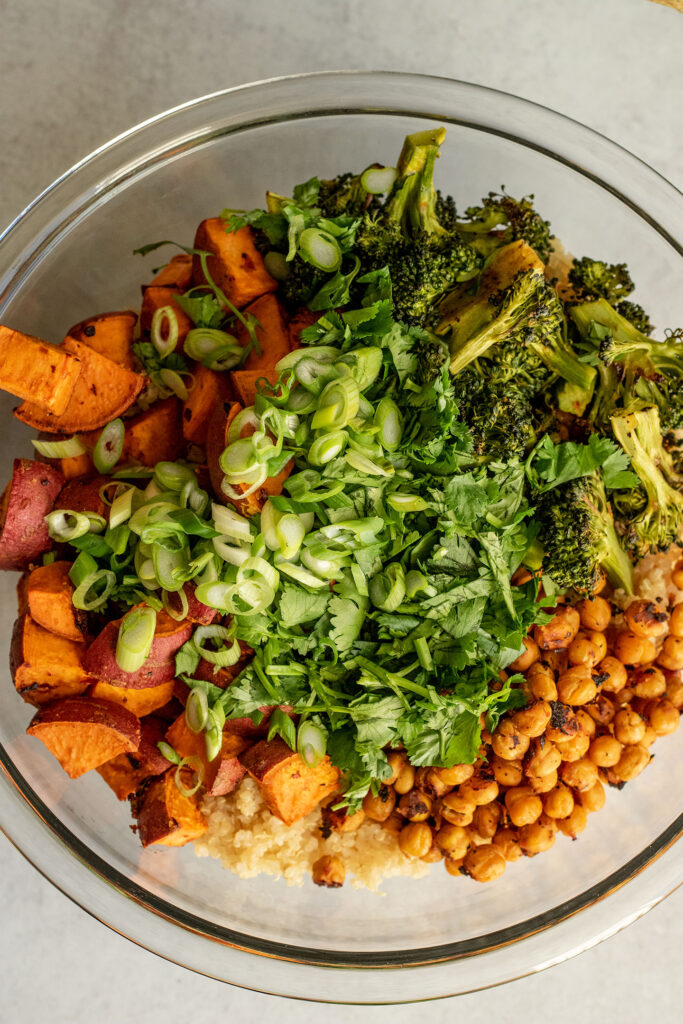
[182,365,232,445]
[140,287,193,351]
[10,614,92,706]
[97,718,172,800]
[120,397,183,467]
[192,220,276,309]
[16,573,29,615]
[83,616,192,689]
[288,308,320,348]
[27,696,140,778]
[68,311,137,370]
[15,338,146,433]
[89,679,175,716]
[133,769,207,847]
[237,294,291,371]
[97,755,147,801]
[230,368,280,409]
[148,254,193,290]
[165,713,249,795]
[240,738,341,826]
[57,474,109,519]
[25,561,87,641]
[0,324,82,415]
[0,459,64,571]
[183,584,220,624]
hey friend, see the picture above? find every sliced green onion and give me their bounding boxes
[301,548,347,579]
[345,450,395,477]
[212,502,253,544]
[297,721,327,768]
[374,397,403,451]
[219,438,258,477]
[250,533,268,559]
[154,461,196,492]
[414,636,433,671]
[311,377,360,431]
[360,164,398,194]
[144,478,163,500]
[227,406,260,443]
[112,465,154,480]
[93,419,125,474]
[298,228,342,272]
[221,464,267,501]
[275,346,340,374]
[285,386,317,416]
[275,514,305,559]
[151,305,179,358]
[308,430,348,466]
[276,561,329,588]
[236,556,279,592]
[109,486,137,528]
[85,512,107,534]
[294,357,338,395]
[386,493,428,513]
[32,435,86,459]
[157,741,181,765]
[162,586,189,621]
[69,551,98,588]
[159,368,191,399]
[405,569,429,599]
[205,712,224,762]
[185,688,209,733]
[336,347,383,392]
[264,251,289,281]
[227,578,276,616]
[351,563,368,596]
[194,580,234,611]
[153,544,188,592]
[285,470,344,503]
[260,500,280,552]
[213,536,251,566]
[193,624,241,667]
[184,327,241,366]
[369,563,406,612]
[46,510,91,542]
[72,569,116,611]
[115,605,157,673]
[175,756,205,798]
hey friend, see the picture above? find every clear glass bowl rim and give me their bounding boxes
[0,70,681,1002]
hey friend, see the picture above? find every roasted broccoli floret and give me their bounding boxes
[455,191,553,263]
[317,172,373,218]
[568,257,634,304]
[537,472,634,594]
[611,406,683,556]
[277,255,325,308]
[614,300,653,335]
[452,368,543,460]
[355,129,482,327]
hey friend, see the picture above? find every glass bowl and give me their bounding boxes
[0,72,681,1004]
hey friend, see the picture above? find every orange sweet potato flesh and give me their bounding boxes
[0,324,82,415]
[68,311,137,370]
[241,738,341,826]
[121,397,183,466]
[193,220,276,309]
[288,308,320,348]
[0,459,64,571]
[238,294,291,371]
[134,769,207,847]
[97,717,172,799]
[148,254,193,290]
[140,287,193,351]
[182,365,231,445]
[89,679,175,716]
[26,561,87,642]
[27,696,140,778]
[35,433,92,480]
[15,338,146,433]
[165,713,249,795]
[230,368,279,409]
[56,474,110,518]
[10,614,92,706]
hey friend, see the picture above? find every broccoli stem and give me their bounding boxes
[526,338,597,393]
[587,475,635,595]
[612,409,675,511]
[385,128,447,237]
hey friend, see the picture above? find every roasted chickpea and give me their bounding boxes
[624,599,669,639]
[440,791,476,827]
[555,731,591,762]
[596,656,628,694]
[463,845,506,882]
[381,811,404,837]
[444,857,465,877]
[525,740,562,779]
[432,763,475,787]
[614,708,646,745]
[560,757,599,792]
[398,821,433,858]
[393,761,416,795]
[421,844,444,863]
[612,743,651,782]
[398,790,432,822]
[665,674,683,710]
[385,751,405,785]
[312,855,345,888]
[576,596,612,632]
[529,769,558,794]
[672,559,683,590]
[362,784,397,822]
[421,769,453,798]
[587,630,608,660]
[533,606,580,651]
[491,719,530,761]
[557,665,598,706]
[657,635,683,671]
[526,661,558,702]
[613,632,657,667]
[588,735,623,767]
[472,802,503,839]
[505,786,543,827]
[592,570,607,594]
[585,693,616,727]
[575,709,597,738]
[578,779,606,813]
[669,603,683,638]
[641,725,658,747]
[557,803,588,839]
[518,820,556,855]
[508,636,540,672]
[545,703,580,743]
[512,700,552,738]
[568,633,602,668]
[492,827,523,862]
[490,756,523,787]
[543,783,574,819]
[632,665,667,699]
[459,775,499,807]
[436,823,469,860]
[647,698,680,736]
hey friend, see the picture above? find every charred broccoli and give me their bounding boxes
[568,257,634,304]
[455,191,553,263]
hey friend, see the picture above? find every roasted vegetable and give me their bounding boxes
[192,220,277,309]
[27,696,141,778]
[240,737,340,826]
[0,459,64,571]
[24,561,87,642]
[68,310,137,370]
[0,325,82,415]
[10,614,92,705]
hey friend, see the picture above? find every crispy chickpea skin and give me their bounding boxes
[393,761,416,795]
[596,656,628,694]
[632,665,667,699]
[398,822,433,858]
[463,845,506,883]
[472,802,503,839]
[363,784,397,822]
[512,700,552,738]
[588,735,623,767]
[312,855,345,888]
[432,763,474,787]
[436,824,470,860]
[545,702,580,743]
[647,698,680,736]
[669,603,683,638]
[525,739,562,779]
[584,694,616,727]
[518,820,557,855]
[575,709,597,738]
[666,675,683,710]
[508,636,540,672]
[526,661,558,702]
[568,633,603,668]
[557,666,598,706]
[381,811,404,837]
[492,827,523,862]
[543,783,575,819]
[398,790,432,822]
[560,757,599,792]
[490,755,523,787]
[657,635,683,671]
[458,775,499,807]
[529,769,558,794]
[614,632,657,667]
[558,803,588,839]
[612,744,651,782]
[555,731,591,762]
[422,843,444,864]
[491,719,530,761]
[533,606,580,651]
[440,792,476,827]
[614,708,647,745]
[578,779,606,813]
[505,786,543,827]
[576,595,612,632]
[385,751,405,785]
[672,559,683,590]
[444,857,465,877]
[624,599,669,639]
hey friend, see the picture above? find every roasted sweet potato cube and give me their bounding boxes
[321,801,365,835]
[288,308,320,348]
[83,616,192,689]
[238,294,291,371]
[97,718,172,799]
[97,754,147,801]
[57,475,109,519]
[35,433,92,480]
[148,254,193,290]
[68,310,137,370]
[25,561,87,641]
[0,324,82,415]
[240,738,341,826]
[89,679,175,716]
[165,713,249,795]
[192,220,276,309]
[120,397,183,467]
[0,459,64,571]
[230,368,280,409]
[140,287,193,350]
[11,614,92,706]
[27,696,140,778]
[133,769,207,847]
[182,365,232,445]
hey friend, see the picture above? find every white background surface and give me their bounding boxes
[1,0,681,1019]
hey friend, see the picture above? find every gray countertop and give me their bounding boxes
[1,0,681,1019]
